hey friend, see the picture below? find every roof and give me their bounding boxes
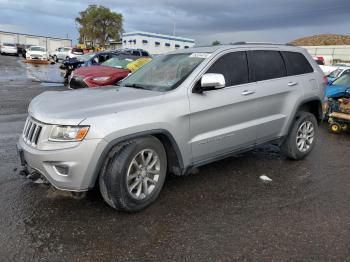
[169,43,304,55]
[0,30,71,41]
[122,31,195,43]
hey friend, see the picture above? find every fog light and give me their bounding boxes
[53,165,69,176]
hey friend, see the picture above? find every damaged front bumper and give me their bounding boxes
[17,137,107,192]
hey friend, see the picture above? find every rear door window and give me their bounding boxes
[206,51,249,87]
[282,51,314,76]
[247,50,286,82]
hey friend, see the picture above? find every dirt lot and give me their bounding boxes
[1,54,350,261]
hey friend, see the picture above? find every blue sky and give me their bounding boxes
[0,0,350,45]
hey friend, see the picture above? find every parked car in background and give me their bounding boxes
[18,44,325,212]
[319,65,339,76]
[327,67,350,84]
[117,48,151,57]
[51,47,84,62]
[325,73,350,99]
[313,56,324,65]
[25,46,49,60]
[60,51,121,79]
[69,56,152,89]
[0,43,18,55]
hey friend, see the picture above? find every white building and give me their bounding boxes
[302,45,350,65]
[0,31,72,52]
[122,31,195,55]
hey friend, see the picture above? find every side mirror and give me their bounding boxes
[201,73,225,89]
[193,73,225,93]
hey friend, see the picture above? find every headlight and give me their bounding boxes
[92,76,110,81]
[49,125,89,142]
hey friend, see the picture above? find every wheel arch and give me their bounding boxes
[90,129,184,189]
[280,97,323,145]
[296,98,323,123]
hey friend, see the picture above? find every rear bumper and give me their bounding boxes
[18,137,108,191]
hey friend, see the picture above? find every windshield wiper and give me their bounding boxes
[123,83,149,90]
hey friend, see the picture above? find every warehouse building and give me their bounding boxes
[0,31,72,52]
[302,45,350,65]
[122,31,195,55]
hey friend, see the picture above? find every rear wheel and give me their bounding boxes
[341,123,348,132]
[99,136,167,212]
[281,112,318,160]
[53,55,58,62]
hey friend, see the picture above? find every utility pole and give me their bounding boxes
[172,12,176,36]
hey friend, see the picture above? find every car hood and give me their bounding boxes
[325,84,350,97]
[28,86,164,125]
[27,50,47,55]
[74,65,129,78]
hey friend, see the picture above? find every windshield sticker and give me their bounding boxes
[189,53,211,59]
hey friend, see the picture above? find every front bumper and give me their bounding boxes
[18,137,107,191]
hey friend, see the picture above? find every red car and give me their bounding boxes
[69,56,151,89]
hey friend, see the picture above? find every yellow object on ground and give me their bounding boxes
[127,58,152,72]
[23,60,52,65]
[329,111,350,121]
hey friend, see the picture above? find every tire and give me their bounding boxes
[329,122,341,134]
[281,112,318,160]
[99,136,167,212]
[53,55,58,62]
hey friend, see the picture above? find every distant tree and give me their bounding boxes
[76,5,123,47]
[212,40,221,46]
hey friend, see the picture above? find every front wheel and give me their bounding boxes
[281,112,318,160]
[328,122,341,134]
[99,136,167,212]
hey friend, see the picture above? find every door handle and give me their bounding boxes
[241,90,255,96]
[288,82,298,86]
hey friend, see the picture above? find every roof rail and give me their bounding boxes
[232,41,293,46]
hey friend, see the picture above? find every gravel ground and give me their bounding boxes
[0,54,350,261]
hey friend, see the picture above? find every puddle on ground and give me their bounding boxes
[0,57,65,84]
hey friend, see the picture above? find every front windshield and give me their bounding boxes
[332,74,350,86]
[30,47,46,52]
[78,53,94,62]
[120,53,209,91]
[102,57,135,69]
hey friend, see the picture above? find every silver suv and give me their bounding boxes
[18,43,326,212]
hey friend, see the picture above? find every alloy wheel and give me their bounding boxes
[296,120,314,152]
[126,149,160,200]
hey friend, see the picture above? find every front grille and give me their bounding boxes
[22,118,43,147]
[69,76,88,89]
[30,54,43,60]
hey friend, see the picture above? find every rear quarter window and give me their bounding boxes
[282,51,314,76]
[247,50,286,82]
